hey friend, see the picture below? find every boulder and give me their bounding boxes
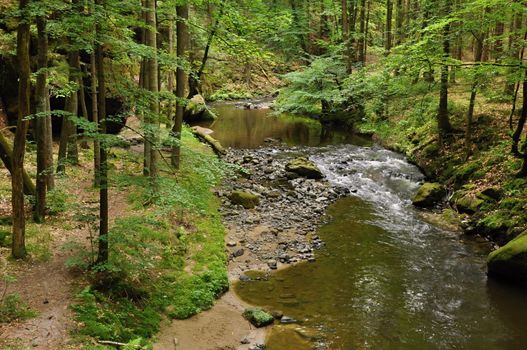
[285,157,323,179]
[183,94,217,122]
[487,232,527,284]
[242,308,274,327]
[477,187,502,202]
[412,182,446,208]
[228,191,260,209]
[455,194,484,214]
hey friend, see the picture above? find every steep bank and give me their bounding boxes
[357,90,527,249]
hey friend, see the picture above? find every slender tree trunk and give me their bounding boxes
[517,76,527,176]
[188,2,224,98]
[342,0,352,73]
[44,95,54,190]
[395,0,404,45]
[95,0,108,264]
[357,0,366,64]
[145,0,158,187]
[385,0,393,54]
[437,1,453,140]
[90,50,100,186]
[363,0,371,62]
[78,65,90,149]
[172,3,189,169]
[465,35,484,160]
[12,0,31,259]
[34,15,49,223]
[511,69,527,157]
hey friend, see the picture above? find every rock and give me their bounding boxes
[183,94,217,122]
[280,316,298,324]
[232,248,245,258]
[240,336,250,344]
[242,308,275,327]
[227,241,237,247]
[285,157,324,179]
[267,260,278,270]
[412,182,446,208]
[455,194,484,214]
[487,232,527,284]
[249,344,265,350]
[477,187,502,202]
[228,191,260,209]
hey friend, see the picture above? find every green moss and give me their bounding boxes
[285,157,324,179]
[487,232,527,284]
[228,191,260,209]
[412,183,445,208]
[242,308,275,327]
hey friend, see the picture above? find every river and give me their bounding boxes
[197,102,527,350]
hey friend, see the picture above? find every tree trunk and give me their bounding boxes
[95,0,108,264]
[517,76,527,176]
[511,69,527,157]
[188,2,224,98]
[171,3,189,169]
[90,50,100,186]
[0,132,35,196]
[12,0,31,259]
[144,0,158,187]
[342,0,352,73]
[465,35,484,160]
[34,15,49,223]
[395,0,404,45]
[357,0,366,64]
[385,0,393,54]
[437,1,454,140]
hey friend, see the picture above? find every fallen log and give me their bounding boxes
[191,126,226,156]
[0,131,36,196]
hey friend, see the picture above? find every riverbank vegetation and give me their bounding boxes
[0,0,526,348]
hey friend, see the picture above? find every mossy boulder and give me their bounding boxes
[228,191,260,209]
[455,194,484,214]
[285,157,323,179]
[242,308,274,327]
[477,187,502,202]
[487,232,527,284]
[412,182,446,208]
[183,94,217,122]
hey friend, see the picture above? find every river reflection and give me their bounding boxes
[193,103,367,148]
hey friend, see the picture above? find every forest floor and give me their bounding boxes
[0,121,236,349]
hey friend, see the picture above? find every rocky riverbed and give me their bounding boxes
[218,145,352,279]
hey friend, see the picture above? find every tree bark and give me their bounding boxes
[385,0,393,54]
[342,0,352,73]
[0,132,35,196]
[12,0,31,259]
[34,15,49,223]
[465,35,484,160]
[95,0,108,264]
[144,0,159,187]
[357,0,366,64]
[437,1,454,140]
[171,3,189,169]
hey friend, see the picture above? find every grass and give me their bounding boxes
[70,127,230,346]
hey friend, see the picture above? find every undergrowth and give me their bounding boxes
[70,128,229,346]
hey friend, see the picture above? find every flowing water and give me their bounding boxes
[203,103,527,350]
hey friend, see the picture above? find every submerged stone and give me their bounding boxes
[487,232,527,284]
[285,157,323,179]
[412,182,445,208]
[229,191,260,209]
[242,308,275,327]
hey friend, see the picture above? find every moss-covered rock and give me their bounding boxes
[183,94,218,122]
[285,157,323,179]
[477,187,502,202]
[242,308,274,327]
[455,194,484,214]
[487,232,527,284]
[412,182,446,208]
[228,191,260,209]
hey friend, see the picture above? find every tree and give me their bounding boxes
[12,0,31,259]
[171,2,189,169]
[437,1,454,139]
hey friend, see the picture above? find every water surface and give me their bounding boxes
[209,103,527,349]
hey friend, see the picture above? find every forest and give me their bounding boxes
[0,0,527,349]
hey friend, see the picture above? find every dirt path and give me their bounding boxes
[0,165,129,350]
